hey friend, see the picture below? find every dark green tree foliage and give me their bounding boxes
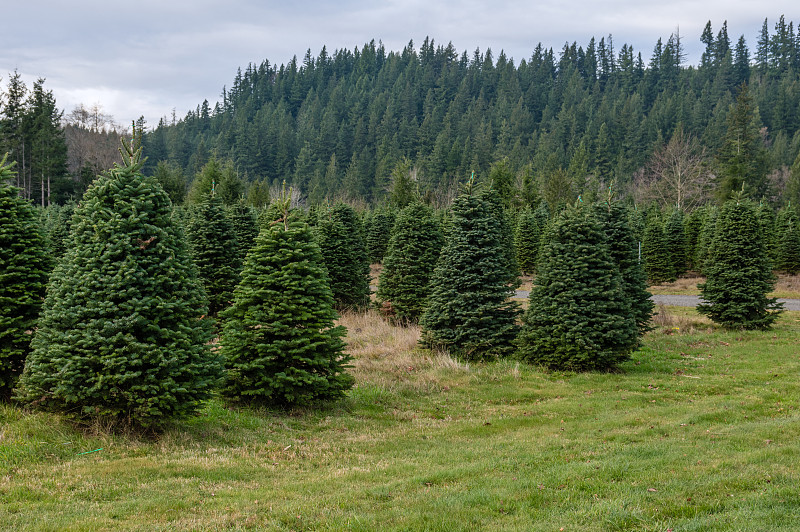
[187,156,245,206]
[696,206,718,275]
[595,201,654,336]
[40,202,74,259]
[514,207,541,275]
[152,160,187,205]
[389,158,418,210]
[0,157,51,399]
[683,207,706,271]
[220,197,352,406]
[698,198,782,329]
[643,213,676,283]
[774,206,800,274]
[16,138,221,426]
[227,200,259,269]
[755,203,777,262]
[365,207,395,263]
[420,182,519,360]
[316,203,371,310]
[376,203,443,323]
[185,195,239,316]
[517,204,638,371]
[663,208,687,277]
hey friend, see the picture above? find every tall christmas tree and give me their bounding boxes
[420,178,519,360]
[697,196,782,329]
[0,156,51,399]
[517,203,638,371]
[17,134,222,427]
[220,189,353,406]
[376,202,443,323]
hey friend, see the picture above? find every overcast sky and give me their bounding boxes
[2,1,796,129]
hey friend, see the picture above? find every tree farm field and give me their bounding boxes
[2,308,800,531]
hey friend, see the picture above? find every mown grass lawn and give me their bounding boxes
[2,308,800,531]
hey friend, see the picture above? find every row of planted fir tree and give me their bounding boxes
[2,139,785,428]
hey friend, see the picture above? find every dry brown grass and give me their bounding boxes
[647,275,702,295]
[336,310,469,394]
[772,273,800,298]
[649,302,713,334]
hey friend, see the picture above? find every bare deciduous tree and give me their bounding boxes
[634,126,714,210]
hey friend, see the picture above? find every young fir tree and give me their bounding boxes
[663,208,687,278]
[0,156,51,399]
[696,206,718,275]
[516,203,638,371]
[774,206,800,274]
[419,179,519,360]
[16,136,221,426]
[755,202,777,264]
[185,194,239,316]
[220,190,353,406]
[697,196,782,329]
[227,200,259,271]
[376,202,443,323]
[594,199,654,336]
[683,206,706,271]
[514,207,541,275]
[643,213,676,283]
[315,203,371,310]
[365,207,395,264]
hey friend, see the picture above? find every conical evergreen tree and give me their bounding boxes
[220,191,352,406]
[316,203,371,310]
[683,206,706,271]
[376,202,443,323]
[185,194,239,316]
[0,156,51,399]
[227,200,259,270]
[517,203,638,371]
[365,206,395,264]
[643,212,676,283]
[664,208,687,278]
[17,135,221,426]
[595,199,654,336]
[696,206,718,275]
[774,206,800,274]
[698,196,782,329]
[514,207,541,275]
[420,180,519,360]
[755,203,777,264]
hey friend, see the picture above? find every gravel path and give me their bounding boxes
[513,290,800,311]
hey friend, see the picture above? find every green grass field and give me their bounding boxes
[2,307,799,531]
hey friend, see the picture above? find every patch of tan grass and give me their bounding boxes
[771,273,800,299]
[336,310,468,393]
[649,302,713,335]
[517,275,534,292]
[648,275,702,295]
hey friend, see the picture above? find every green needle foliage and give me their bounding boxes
[420,180,519,360]
[16,135,222,427]
[517,203,638,371]
[698,197,782,329]
[220,191,353,407]
[365,207,395,264]
[227,200,259,270]
[664,208,687,278]
[185,194,239,316]
[773,206,800,274]
[315,203,371,311]
[376,202,443,323]
[514,207,541,275]
[0,156,51,399]
[643,212,675,284]
[595,200,654,336]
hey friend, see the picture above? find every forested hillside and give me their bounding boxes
[140,17,800,207]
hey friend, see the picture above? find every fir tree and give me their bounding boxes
[365,207,395,264]
[376,202,443,323]
[220,190,352,406]
[517,203,638,371]
[17,135,221,426]
[663,208,687,278]
[420,180,519,360]
[696,206,718,275]
[774,206,800,274]
[227,200,259,270]
[315,203,371,310]
[683,206,706,271]
[185,194,239,316]
[697,196,782,329]
[514,207,541,275]
[595,199,654,336]
[0,156,51,399]
[643,212,675,283]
